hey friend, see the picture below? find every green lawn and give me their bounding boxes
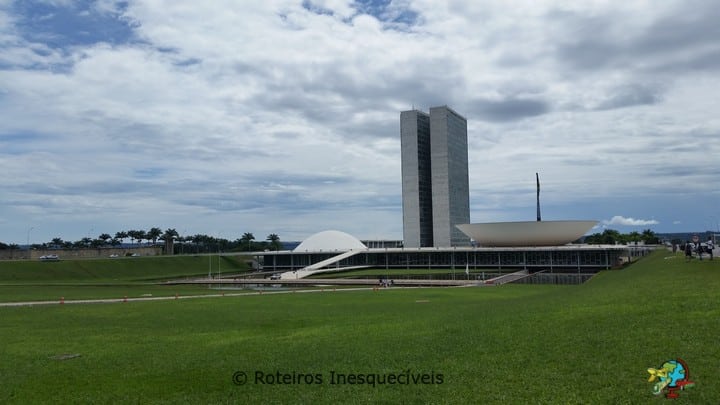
[0,255,252,302]
[0,255,250,283]
[0,284,226,302]
[0,250,718,403]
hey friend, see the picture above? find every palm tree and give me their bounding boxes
[601,229,621,245]
[240,232,255,251]
[627,231,641,244]
[147,227,162,246]
[98,233,112,246]
[641,229,659,244]
[126,230,139,246]
[50,237,64,249]
[191,234,209,253]
[160,228,179,255]
[173,235,183,254]
[266,233,281,251]
[115,231,128,245]
[8,243,18,259]
[135,230,148,246]
[160,228,179,241]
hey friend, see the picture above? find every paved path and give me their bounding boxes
[0,286,419,307]
[0,276,491,307]
[163,278,479,287]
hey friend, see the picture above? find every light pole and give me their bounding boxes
[26,226,34,248]
[26,226,34,260]
[181,229,187,255]
[216,232,222,280]
[708,216,720,245]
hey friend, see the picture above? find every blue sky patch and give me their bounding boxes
[300,0,419,26]
[11,0,137,49]
[0,131,51,154]
[133,167,166,179]
[301,0,335,17]
[355,0,419,25]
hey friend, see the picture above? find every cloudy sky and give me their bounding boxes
[1,0,719,245]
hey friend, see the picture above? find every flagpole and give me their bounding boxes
[536,172,542,222]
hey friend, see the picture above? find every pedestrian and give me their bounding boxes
[684,242,693,261]
[707,237,715,261]
[697,241,703,261]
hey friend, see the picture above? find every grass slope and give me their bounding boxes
[0,255,250,302]
[0,250,718,403]
[0,255,249,283]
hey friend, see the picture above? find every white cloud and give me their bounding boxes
[603,216,660,226]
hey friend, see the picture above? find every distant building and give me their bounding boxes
[401,106,470,247]
[361,239,404,249]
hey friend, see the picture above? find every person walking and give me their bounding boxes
[684,242,693,261]
[707,237,715,261]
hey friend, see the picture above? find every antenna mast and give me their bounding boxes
[536,173,542,222]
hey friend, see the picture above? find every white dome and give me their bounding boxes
[294,230,367,252]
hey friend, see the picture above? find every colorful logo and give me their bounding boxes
[647,358,694,399]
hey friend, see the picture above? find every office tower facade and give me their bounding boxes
[429,106,470,247]
[401,109,434,247]
[401,106,470,248]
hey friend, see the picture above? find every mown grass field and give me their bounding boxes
[0,250,718,403]
[0,255,250,283]
[0,255,251,302]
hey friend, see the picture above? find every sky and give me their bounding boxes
[1,0,719,245]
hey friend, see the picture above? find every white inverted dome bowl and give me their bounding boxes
[456,220,598,247]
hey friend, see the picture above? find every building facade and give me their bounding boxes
[429,106,470,247]
[401,109,434,247]
[401,106,470,248]
[259,245,631,274]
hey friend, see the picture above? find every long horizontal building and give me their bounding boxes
[258,245,629,274]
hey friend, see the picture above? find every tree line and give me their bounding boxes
[0,228,283,253]
[583,228,660,245]
[0,227,667,252]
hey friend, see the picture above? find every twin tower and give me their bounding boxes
[400,106,470,248]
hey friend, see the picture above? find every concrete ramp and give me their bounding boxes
[279,250,364,280]
[481,270,529,285]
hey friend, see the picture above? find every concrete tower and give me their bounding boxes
[400,106,470,247]
[429,106,470,247]
[400,109,433,247]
